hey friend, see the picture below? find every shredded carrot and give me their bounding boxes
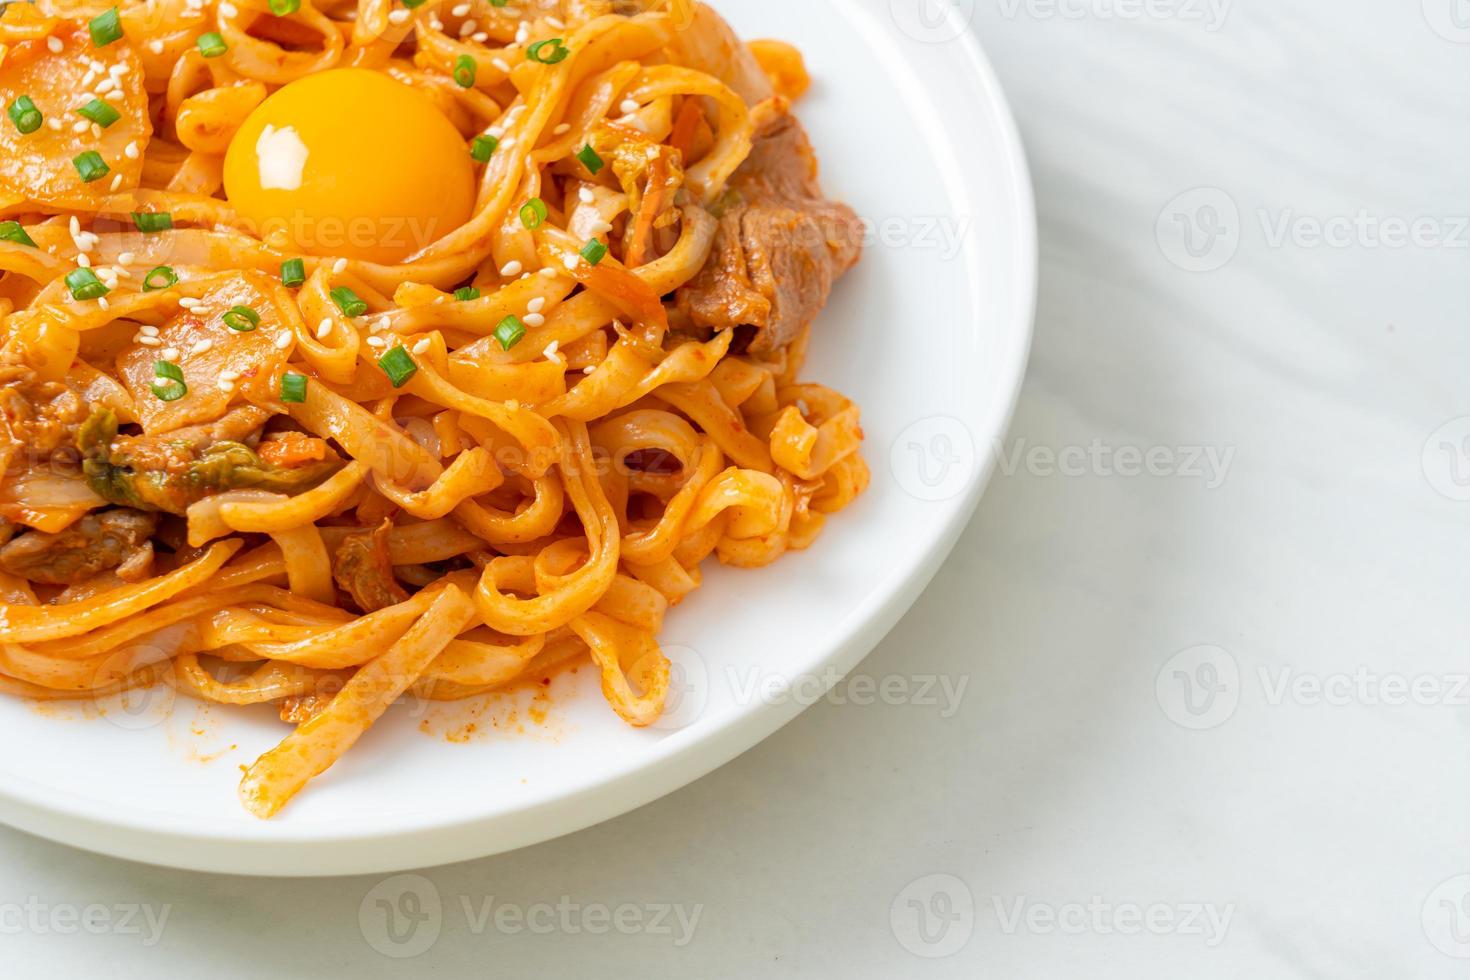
[624,153,671,269]
[258,432,330,468]
[669,97,705,163]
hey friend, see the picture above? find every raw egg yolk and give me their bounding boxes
[223,69,475,265]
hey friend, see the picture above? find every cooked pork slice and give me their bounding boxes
[0,508,157,585]
[332,519,409,613]
[676,104,863,355]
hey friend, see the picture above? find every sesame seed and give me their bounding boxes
[524,313,545,328]
[542,340,559,358]
[71,120,89,134]
[115,267,132,279]
[218,379,236,392]
[147,40,163,54]
[109,173,122,191]
[218,370,240,381]
[578,186,595,204]
[68,216,80,236]
[553,123,571,135]
[46,118,62,132]
[97,296,109,309]
[219,2,238,16]
[161,347,180,362]
[546,16,565,29]
[500,260,523,277]
[95,78,116,95]
[388,8,409,24]
[451,2,469,14]
[274,331,292,350]
[138,335,161,347]
[487,125,505,139]
[179,297,202,309]
[81,70,97,88]
[429,15,443,30]
[124,141,138,160]
[472,31,487,42]
[332,257,347,274]
[77,254,91,268]
[492,57,510,73]
[190,339,212,354]
[582,365,596,374]
[366,335,387,348]
[620,98,640,115]
[540,267,557,278]
[315,318,332,339]
[459,19,476,37]
[140,324,159,337]
[47,37,63,53]
[562,253,579,270]
[527,296,545,313]
[412,337,431,355]
[117,251,133,265]
[108,63,126,77]
[515,23,529,43]
[519,271,530,279]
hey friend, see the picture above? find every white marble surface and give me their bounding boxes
[4,1,1470,975]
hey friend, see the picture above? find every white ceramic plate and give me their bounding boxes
[0,0,1035,875]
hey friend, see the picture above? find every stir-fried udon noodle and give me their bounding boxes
[0,0,866,816]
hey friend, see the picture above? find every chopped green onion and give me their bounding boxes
[377,346,417,388]
[494,315,526,351]
[268,0,300,13]
[453,286,480,301]
[527,38,569,64]
[453,55,476,88]
[196,32,227,58]
[64,267,109,301]
[575,144,604,175]
[519,197,547,230]
[7,95,41,135]
[0,221,35,248]
[222,305,260,331]
[131,211,173,233]
[329,286,367,318]
[280,258,305,287]
[401,0,429,7]
[72,151,109,183]
[76,98,120,128]
[88,8,122,47]
[280,372,308,403]
[142,265,177,291]
[489,0,507,7]
[150,360,187,401]
[579,239,608,266]
[470,134,498,163]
